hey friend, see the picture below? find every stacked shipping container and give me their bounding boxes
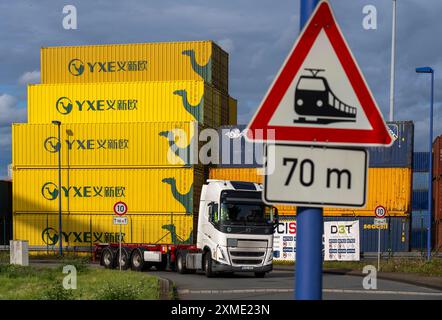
[13,40,236,252]
[210,122,414,253]
[411,151,430,251]
[433,137,442,251]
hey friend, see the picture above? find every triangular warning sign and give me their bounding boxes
[246,0,393,146]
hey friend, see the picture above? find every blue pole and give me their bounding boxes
[428,71,434,261]
[296,0,323,301]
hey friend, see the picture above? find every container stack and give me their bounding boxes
[12,41,237,252]
[210,121,414,253]
[411,152,430,251]
[432,137,442,252]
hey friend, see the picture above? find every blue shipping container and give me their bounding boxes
[413,172,430,190]
[367,121,414,168]
[413,152,430,172]
[410,211,429,250]
[412,190,429,210]
[218,125,264,168]
[219,121,413,168]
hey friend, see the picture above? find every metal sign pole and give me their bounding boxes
[295,0,323,301]
[377,227,381,271]
[119,223,122,271]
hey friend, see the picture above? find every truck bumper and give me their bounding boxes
[212,262,273,273]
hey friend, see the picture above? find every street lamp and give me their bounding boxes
[52,120,63,256]
[415,67,434,261]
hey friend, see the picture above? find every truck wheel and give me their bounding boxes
[204,252,214,278]
[254,272,266,278]
[176,253,187,274]
[101,248,115,269]
[116,248,130,270]
[130,249,145,272]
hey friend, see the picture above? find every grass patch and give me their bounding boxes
[274,258,442,276]
[0,264,160,300]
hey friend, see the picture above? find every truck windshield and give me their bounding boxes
[220,203,272,225]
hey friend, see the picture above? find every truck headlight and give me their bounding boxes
[217,246,228,262]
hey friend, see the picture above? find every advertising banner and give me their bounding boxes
[324,221,360,261]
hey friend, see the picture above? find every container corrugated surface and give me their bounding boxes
[13,213,194,249]
[324,217,410,252]
[433,136,442,177]
[413,172,429,190]
[410,211,430,250]
[209,167,411,217]
[28,81,224,127]
[217,122,413,168]
[412,190,428,210]
[367,121,414,168]
[41,41,229,93]
[217,125,264,168]
[12,122,197,168]
[228,97,237,125]
[13,167,204,214]
[413,152,429,172]
[433,179,442,220]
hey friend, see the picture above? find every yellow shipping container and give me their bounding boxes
[13,167,204,214]
[12,121,197,168]
[41,40,228,93]
[28,81,227,128]
[228,97,238,125]
[209,167,412,217]
[13,213,194,250]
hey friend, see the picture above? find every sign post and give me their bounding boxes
[246,0,392,300]
[113,201,128,271]
[374,205,387,271]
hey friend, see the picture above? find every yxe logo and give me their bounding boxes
[42,227,125,245]
[67,58,147,76]
[55,96,138,115]
[44,137,61,153]
[41,182,59,200]
[68,59,85,76]
[56,97,74,115]
[43,138,129,152]
[41,181,126,200]
[42,227,59,245]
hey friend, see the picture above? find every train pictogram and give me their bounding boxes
[294,68,357,124]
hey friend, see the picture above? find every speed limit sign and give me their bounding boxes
[374,205,386,218]
[114,201,128,216]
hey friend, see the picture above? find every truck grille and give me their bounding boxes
[230,251,264,257]
[228,248,266,266]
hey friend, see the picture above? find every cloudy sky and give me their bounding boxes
[0,0,440,178]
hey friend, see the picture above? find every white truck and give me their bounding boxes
[96,180,279,277]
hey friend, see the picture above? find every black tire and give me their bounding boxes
[204,252,214,278]
[116,247,130,270]
[130,249,145,272]
[254,272,266,278]
[101,248,116,269]
[176,253,187,274]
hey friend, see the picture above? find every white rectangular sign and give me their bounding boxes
[374,218,387,226]
[324,221,360,261]
[113,216,128,225]
[264,144,367,207]
[273,220,297,261]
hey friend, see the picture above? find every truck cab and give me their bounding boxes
[195,180,278,277]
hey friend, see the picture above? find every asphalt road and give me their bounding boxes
[150,269,442,300]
